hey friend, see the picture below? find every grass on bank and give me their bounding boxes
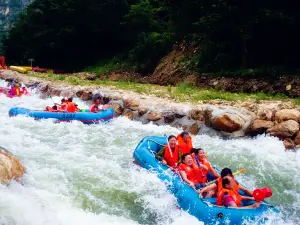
[26,71,300,104]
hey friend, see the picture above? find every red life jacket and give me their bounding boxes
[90,104,99,113]
[163,145,180,167]
[67,102,76,112]
[45,106,54,111]
[177,134,193,154]
[21,88,28,95]
[179,163,203,184]
[216,177,240,206]
[216,188,242,207]
[192,154,210,183]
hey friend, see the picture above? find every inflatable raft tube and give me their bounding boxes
[133,136,280,225]
[9,107,114,124]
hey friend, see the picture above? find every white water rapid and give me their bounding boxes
[0,80,299,225]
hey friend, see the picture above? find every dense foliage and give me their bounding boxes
[2,0,300,74]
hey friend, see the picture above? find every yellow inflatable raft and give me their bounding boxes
[10,66,32,73]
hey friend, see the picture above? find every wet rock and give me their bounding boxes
[138,107,148,116]
[284,138,295,149]
[267,120,299,139]
[275,109,300,123]
[175,113,185,118]
[246,119,274,136]
[163,112,175,123]
[75,90,84,98]
[48,86,61,96]
[109,103,124,117]
[80,91,92,101]
[60,90,74,98]
[190,109,204,121]
[212,113,245,133]
[147,111,162,121]
[124,110,134,120]
[257,106,275,121]
[124,99,140,110]
[39,84,49,93]
[0,149,25,184]
[187,123,200,135]
[204,109,213,127]
[293,131,300,145]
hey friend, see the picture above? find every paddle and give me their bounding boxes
[50,96,55,105]
[205,168,247,186]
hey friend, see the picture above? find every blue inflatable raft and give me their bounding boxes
[133,136,280,225]
[8,107,114,124]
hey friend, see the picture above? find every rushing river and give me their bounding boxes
[0,80,299,225]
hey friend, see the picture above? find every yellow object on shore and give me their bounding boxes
[9,66,32,73]
[19,66,33,71]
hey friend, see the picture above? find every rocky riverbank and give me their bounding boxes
[1,70,300,150]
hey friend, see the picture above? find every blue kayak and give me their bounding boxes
[133,136,280,225]
[8,107,114,124]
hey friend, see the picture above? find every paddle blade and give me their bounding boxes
[233,168,246,175]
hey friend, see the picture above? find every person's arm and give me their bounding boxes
[239,185,253,196]
[208,163,220,178]
[155,147,166,164]
[241,196,255,201]
[179,169,195,189]
[198,183,217,195]
[177,147,183,165]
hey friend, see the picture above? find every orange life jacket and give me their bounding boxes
[13,87,20,96]
[21,88,28,95]
[90,104,99,113]
[216,177,240,205]
[67,102,76,112]
[177,134,193,152]
[45,106,54,111]
[180,163,204,184]
[216,188,242,207]
[164,145,180,167]
[192,154,210,183]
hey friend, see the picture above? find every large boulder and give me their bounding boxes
[0,149,25,184]
[187,123,200,135]
[246,120,274,136]
[108,103,124,117]
[275,109,300,123]
[257,106,276,121]
[212,113,245,133]
[189,109,204,121]
[138,107,148,116]
[293,131,300,145]
[283,138,295,149]
[124,99,140,110]
[80,91,92,101]
[267,120,299,139]
[147,111,162,121]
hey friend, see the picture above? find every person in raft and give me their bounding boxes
[20,86,29,95]
[178,153,209,189]
[66,97,80,112]
[191,148,220,183]
[177,131,193,154]
[155,135,183,167]
[199,168,253,198]
[90,94,109,113]
[9,83,21,96]
[217,176,260,208]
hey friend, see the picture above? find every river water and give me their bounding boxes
[0,80,299,225]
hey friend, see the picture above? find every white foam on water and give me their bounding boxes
[0,80,299,225]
